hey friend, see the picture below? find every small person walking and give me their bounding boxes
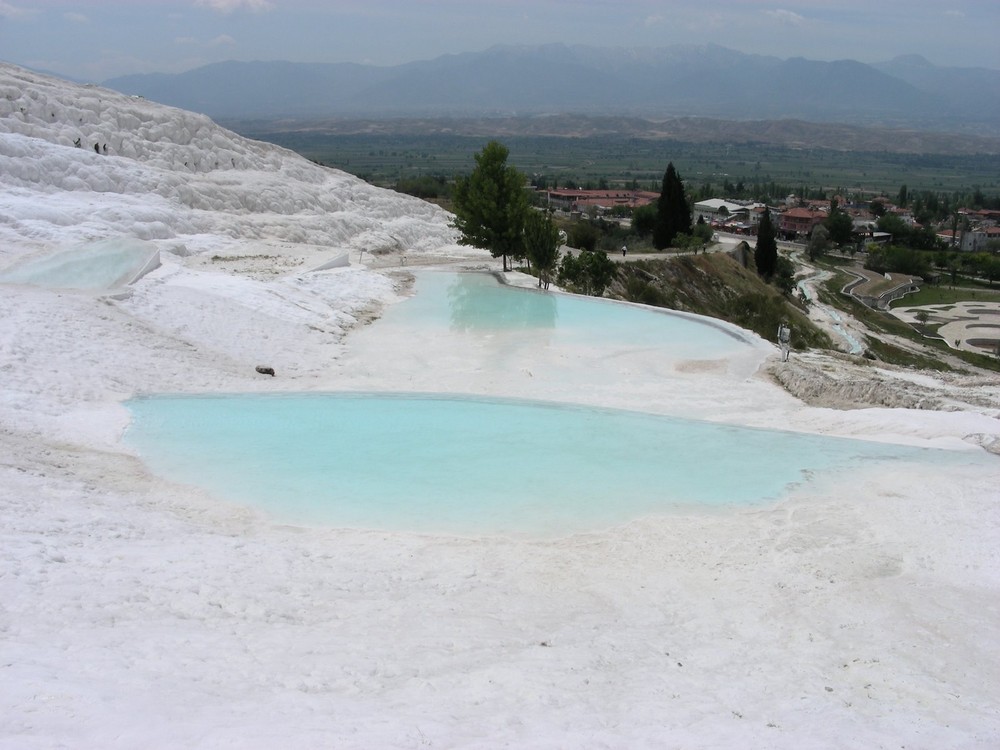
[777,321,792,362]
[621,244,627,257]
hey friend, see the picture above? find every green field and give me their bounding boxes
[890,285,1000,307]
[244,130,1000,200]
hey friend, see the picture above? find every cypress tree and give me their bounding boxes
[653,162,691,249]
[755,208,778,278]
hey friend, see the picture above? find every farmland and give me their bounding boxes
[235,117,1000,200]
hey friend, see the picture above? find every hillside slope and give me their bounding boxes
[0,63,459,265]
[609,252,831,350]
[0,62,468,394]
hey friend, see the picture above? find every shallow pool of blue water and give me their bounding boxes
[390,271,751,359]
[124,392,958,535]
[0,238,159,290]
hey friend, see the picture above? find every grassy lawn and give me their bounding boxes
[890,284,1000,308]
[864,277,914,296]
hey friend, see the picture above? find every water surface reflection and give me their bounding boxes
[446,273,558,332]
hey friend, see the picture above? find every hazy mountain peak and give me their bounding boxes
[887,54,934,67]
[100,44,1000,135]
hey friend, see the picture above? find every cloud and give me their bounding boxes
[643,14,664,28]
[63,12,89,24]
[944,9,965,19]
[701,12,724,30]
[763,9,806,26]
[194,0,273,13]
[174,34,237,48]
[0,1,35,20]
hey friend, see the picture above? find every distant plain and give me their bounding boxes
[236,118,1000,197]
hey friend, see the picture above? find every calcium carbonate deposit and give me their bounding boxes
[2,63,999,749]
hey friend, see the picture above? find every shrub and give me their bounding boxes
[558,250,617,296]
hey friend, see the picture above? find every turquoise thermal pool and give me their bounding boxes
[0,237,159,290]
[124,392,977,536]
[385,271,751,358]
[124,272,988,535]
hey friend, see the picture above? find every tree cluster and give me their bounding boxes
[875,213,941,251]
[865,245,932,279]
[823,198,854,246]
[393,174,449,200]
[867,246,1000,285]
[451,141,560,284]
[557,250,617,297]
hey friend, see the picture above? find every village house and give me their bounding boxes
[938,226,1000,252]
[887,206,917,226]
[778,206,827,239]
[966,208,1000,225]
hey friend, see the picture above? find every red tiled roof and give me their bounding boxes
[782,207,826,219]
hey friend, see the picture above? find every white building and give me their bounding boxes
[693,199,747,224]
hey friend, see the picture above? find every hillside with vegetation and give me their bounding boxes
[607,252,831,351]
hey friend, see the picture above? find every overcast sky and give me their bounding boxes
[2,0,998,82]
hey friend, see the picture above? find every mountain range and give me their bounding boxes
[102,44,1000,136]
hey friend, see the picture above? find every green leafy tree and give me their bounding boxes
[908,224,942,251]
[978,255,1000,286]
[693,216,713,245]
[395,175,448,200]
[567,221,599,252]
[807,224,831,261]
[877,212,911,243]
[580,250,617,296]
[523,209,561,289]
[451,140,528,271]
[653,162,692,249]
[558,250,617,296]
[755,208,778,279]
[824,199,854,246]
[864,244,931,279]
[631,204,657,236]
[774,255,796,295]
